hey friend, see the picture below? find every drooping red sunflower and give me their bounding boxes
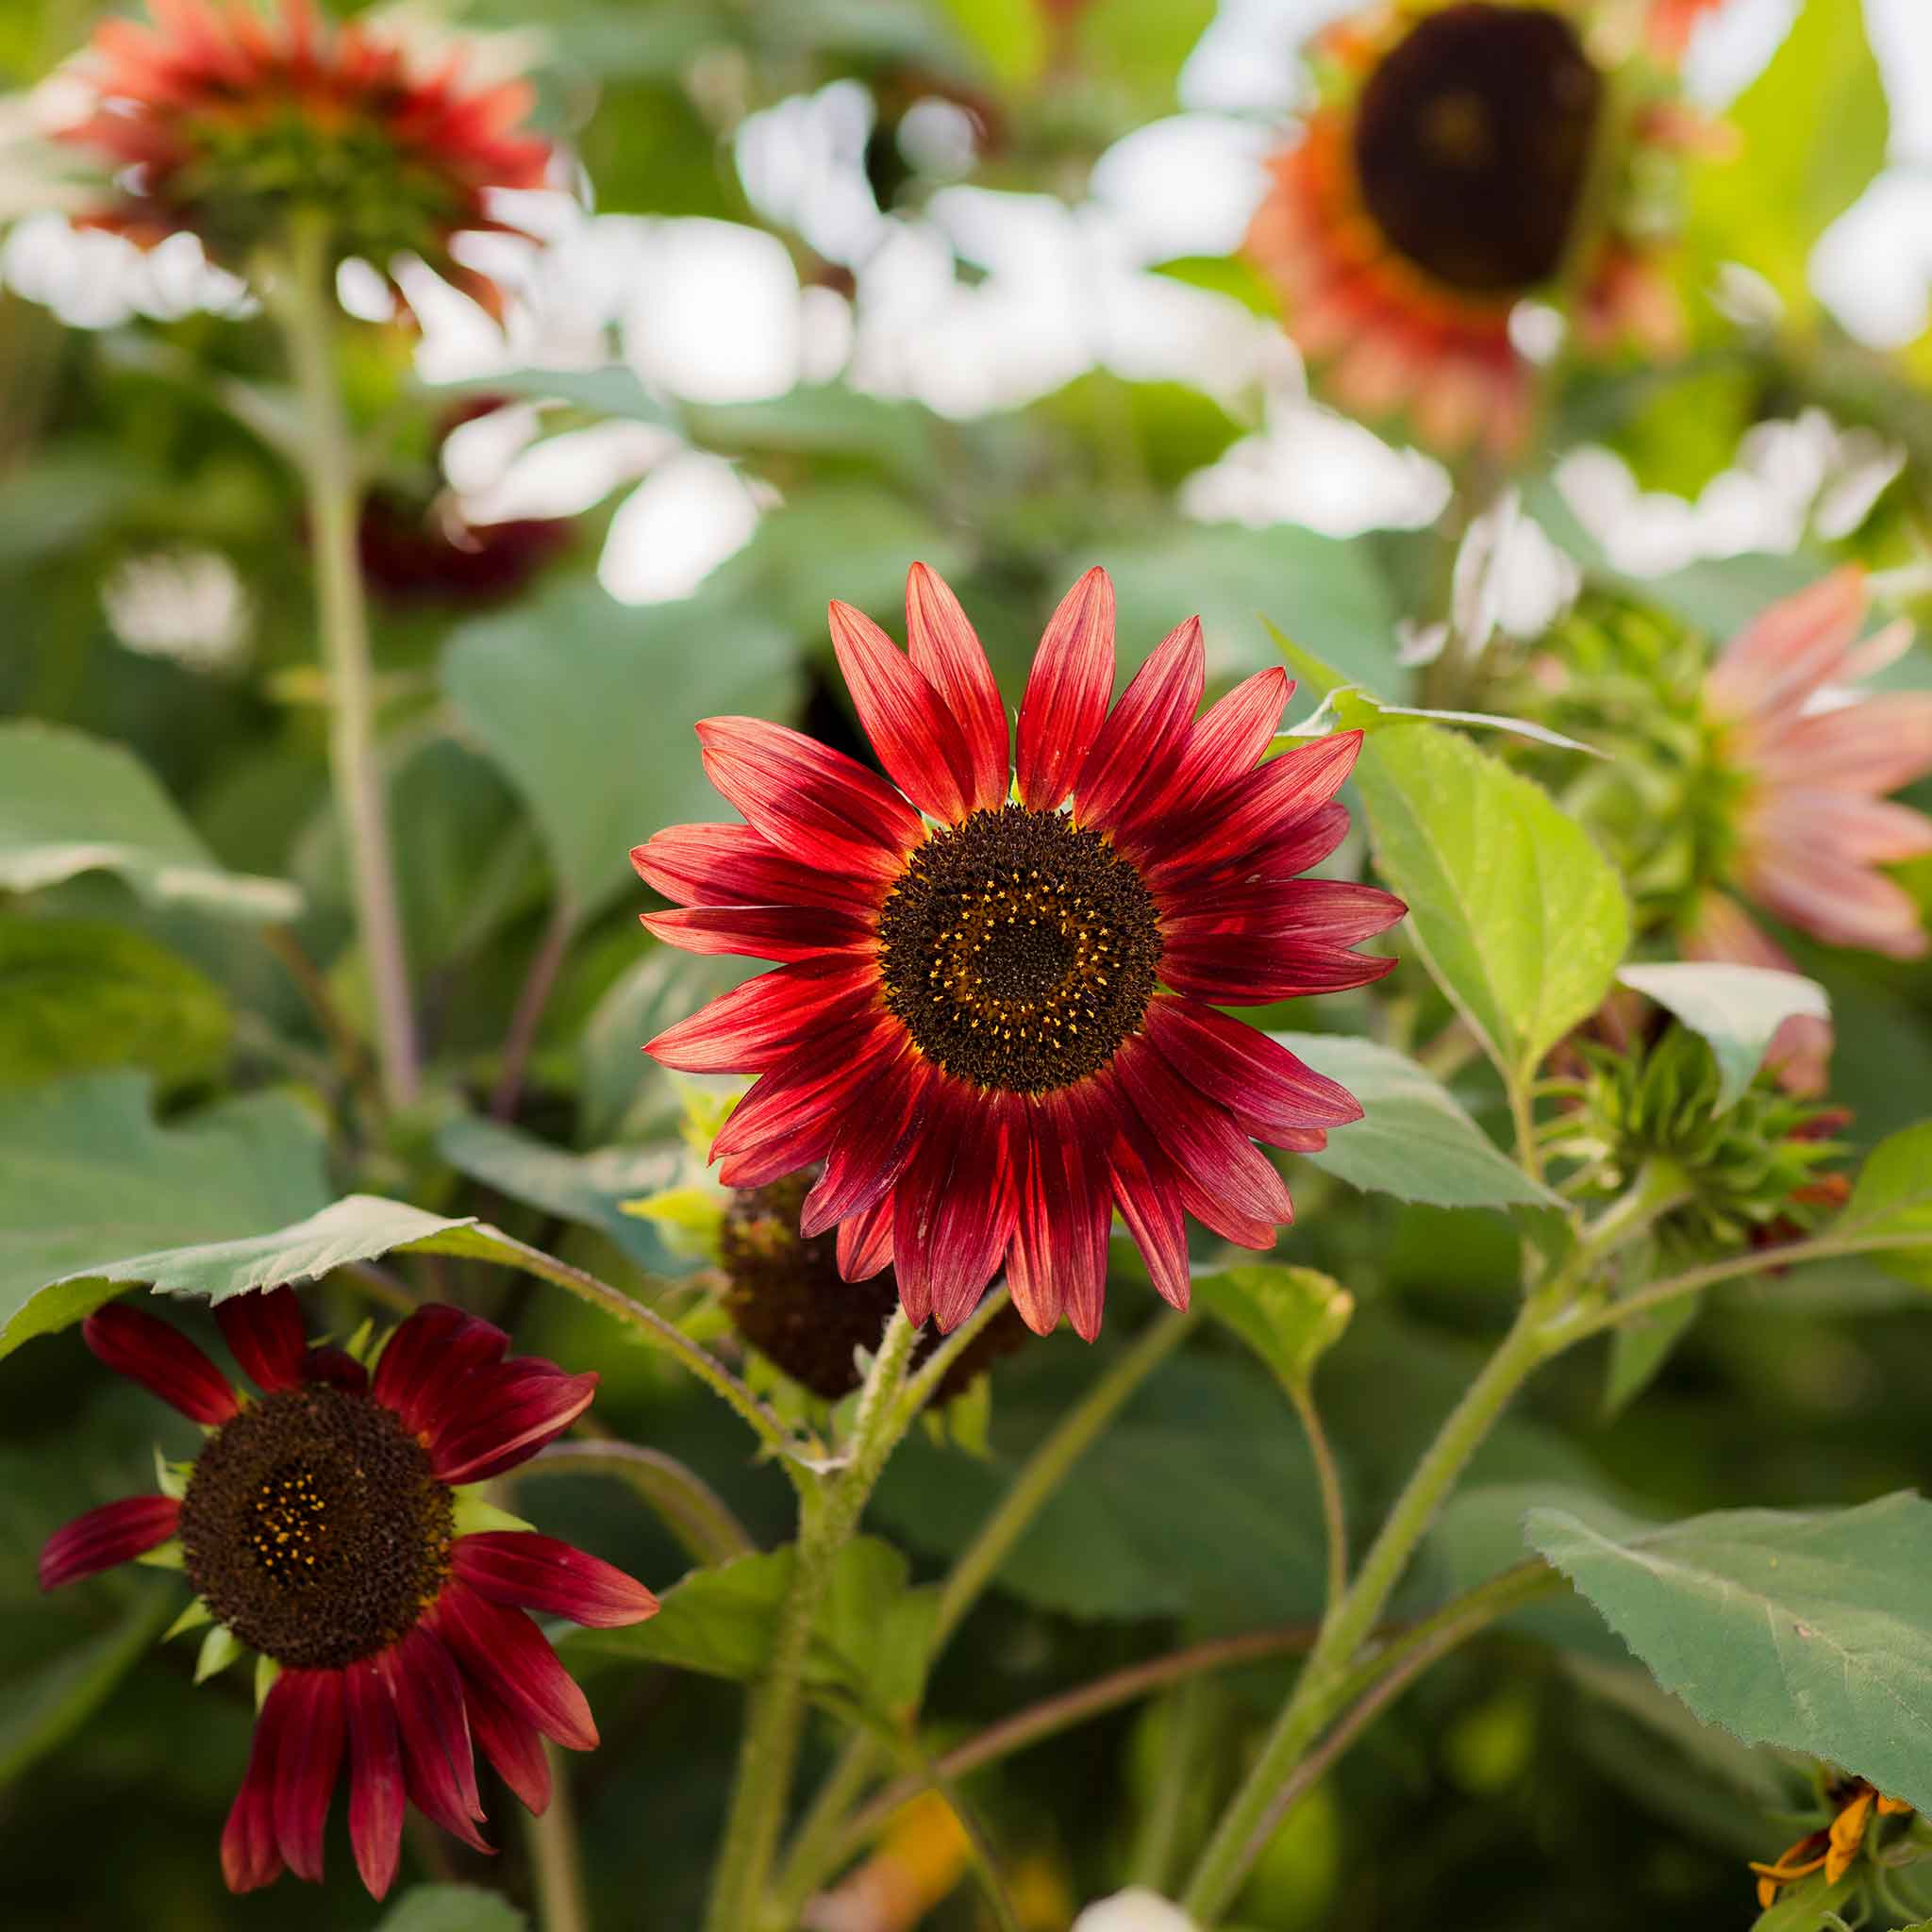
[51,0,551,287]
[1246,0,1686,455]
[41,1291,656,1899]
[634,564,1405,1341]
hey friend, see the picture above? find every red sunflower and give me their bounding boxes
[1246,0,1686,456]
[40,1291,657,1899]
[633,564,1404,1341]
[51,0,551,289]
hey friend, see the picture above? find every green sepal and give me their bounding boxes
[450,1489,535,1537]
[136,1539,185,1572]
[153,1447,192,1501]
[618,1183,726,1263]
[164,1597,212,1641]
[254,1653,280,1709]
[342,1314,376,1365]
[195,1624,244,1684]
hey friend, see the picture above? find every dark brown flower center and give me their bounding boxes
[1351,3,1602,295]
[179,1383,453,1672]
[877,805,1160,1095]
[720,1173,1030,1399]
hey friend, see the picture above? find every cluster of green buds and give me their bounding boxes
[1491,594,1743,936]
[1546,1025,1849,1265]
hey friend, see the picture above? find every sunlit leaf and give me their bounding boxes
[1193,1263,1352,1396]
[1618,962,1830,1113]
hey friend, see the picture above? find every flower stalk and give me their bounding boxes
[272,212,419,1114]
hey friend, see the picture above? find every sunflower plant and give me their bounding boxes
[7,3,1932,1931]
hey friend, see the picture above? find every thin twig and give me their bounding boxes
[491,896,576,1123]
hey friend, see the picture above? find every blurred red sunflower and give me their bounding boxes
[41,1291,656,1900]
[1246,0,1686,455]
[1648,0,1724,61]
[634,564,1404,1341]
[51,0,551,288]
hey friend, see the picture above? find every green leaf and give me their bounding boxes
[430,366,676,426]
[434,1114,688,1276]
[872,1344,1325,1631]
[0,1591,173,1786]
[373,1886,528,1932]
[1617,963,1830,1113]
[1603,1291,1705,1417]
[0,918,230,1092]
[1149,255,1280,318]
[1689,0,1890,320]
[1525,1491,1932,1815]
[1193,1263,1352,1396]
[441,575,799,923]
[568,1538,936,1720]
[1274,1032,1559,1210]
[0,723,300,922]
[1836,1122,1932,1285]
[0,1074,330,1358]
[1353,722,1630,1083]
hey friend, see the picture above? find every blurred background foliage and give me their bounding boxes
[4,0,1932,1927]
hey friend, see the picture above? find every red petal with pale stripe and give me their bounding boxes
[273,1669,345,1884]
[381,1626,490,1850]
[1152,731,1364,878]
[1124,665,1291,843]
[837,1192,896,1283]
[1160,933,1398,1004]
[83,1303,237,1424]
[696,717,924,881]
[39,1493,179,1591]
[215,1286,307,1393]
[631,824,879,913]
[1015,568,1116,809]
[454,1533,659,1629]
[1107,1119,1191,1311]
[346,1659,405,1900]
[891,1080,1018,1332]
[1146,798,1351,896]
[907,562,1009,812]
[829,598,972,821]
[1144,995,1361,1141]
[801,1041,932,1236]
[640,903,875,961]
[1074,618,1206,833]
[645,958,876,1073]
[435,1581,598,1751]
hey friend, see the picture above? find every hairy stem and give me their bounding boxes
[705,1310,922,1932]
[524,1744,590,1932]
[273,217,419,1114]
[1289,1381,1348,1614]
[522,1441,755,1568]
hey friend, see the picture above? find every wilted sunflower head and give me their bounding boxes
[50,0,552,287]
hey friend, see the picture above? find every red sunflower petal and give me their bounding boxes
[836,1192,896,1282]
[453,1533,659,1629]
[1144,995,1362,1142]
[710,1013,899,1183]
[83,1303,238,1425]
[907,562,1009,813]
[638,903,875,962]
[1162,878,1406,948]
[1146,797,1352,895]
[1154,730,1363,877]
[630,824,878,913]
[435,1581,598,1751]
[1107,1115,1191,1311]
[645,958,877,1074]
[1159,934,1398,1005]
[273,1669,345,1884]
[1026,1086,1112,1342]
[1015,568,1116,810]
[303,1343,370,1392]
[412,1317,537,1444]
[428,1365,598,1487]
[1115,1035,1294,1232]
[829,598,972,822]
[695,717,924,882]
[893,1081,1019,1333]
[373,1306,508,1438]
[800,1041,933,1237]
[39,1493,179,1591]
[1005,1101,1066,1338]
[461,1669,552,1815]
[345,1659,406,1901]
[222,1674,291,1894]
[1074,618,1207,834]
[1128,666,1291,837]
[214,1286,308,1393]
[381,1626,490,1849]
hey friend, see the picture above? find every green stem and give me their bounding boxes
[491,894,576,1122]
[524,1743,590,1932]
[704,1310,922,1932]
[891,1286,1012,1424]
[932,1307,1199,1649]
[1180,1290,1559,1924]
[520,1441,755,1568]
[1507,1074,1544,1183]
[272,215,419,1114]
[773,1306,1201,1915]
[1126,1678,1211,1893]
[1288,1381,1348,1615]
